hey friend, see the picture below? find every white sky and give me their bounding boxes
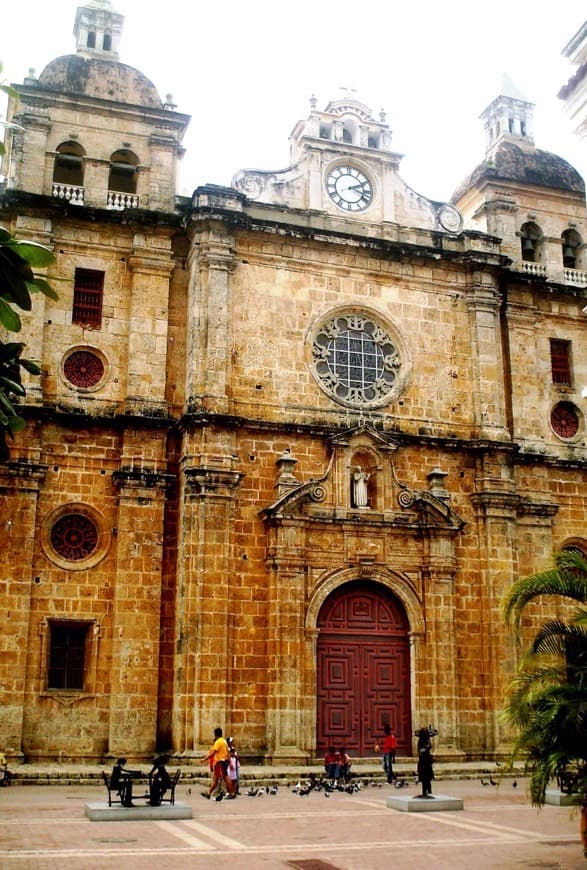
[1,0,586,202]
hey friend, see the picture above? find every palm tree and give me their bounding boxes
[502,549,587,857]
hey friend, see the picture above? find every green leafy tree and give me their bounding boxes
[0,227,58,460]
[502,549,587,856]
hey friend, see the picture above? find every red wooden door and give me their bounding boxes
[316,581,411,756]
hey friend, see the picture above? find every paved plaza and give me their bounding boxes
[0,777,584,869]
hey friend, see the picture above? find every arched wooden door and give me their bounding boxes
[316,581,411,756]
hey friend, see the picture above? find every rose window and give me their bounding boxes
[50,514,99,561]
[63,350,104,388]
[551,402,580,439]
[311,313,401,408]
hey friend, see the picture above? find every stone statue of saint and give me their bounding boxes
[352,466,370,508]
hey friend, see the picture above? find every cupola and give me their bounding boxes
[74,0,124,60]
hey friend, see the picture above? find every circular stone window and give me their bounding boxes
[309,310,406,408]
[41,504,111,571]
[51,513,98,561]
[550,402,581,440]
[62,347,106,391]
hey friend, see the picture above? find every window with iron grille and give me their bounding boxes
[72,269,104,328]
[549,339,572,386]
[48,622,88,690]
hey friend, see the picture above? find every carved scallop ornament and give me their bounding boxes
[308,309,408,409]
[41,503,111,571]
[61,347,107,391]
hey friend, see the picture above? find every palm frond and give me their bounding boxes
[503,552,587,631]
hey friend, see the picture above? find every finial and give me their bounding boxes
[379,108,386,123]
[310,94,317,111]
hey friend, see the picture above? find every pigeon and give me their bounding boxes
[186,788,192,795]
[269,786,278,795]
[489,777,498,786]
[495,761,502,767]
[246,788,258,797]
[324,791,330,798]
[480,778,490,786]
[215,792,224,801]
[512,780,518,788]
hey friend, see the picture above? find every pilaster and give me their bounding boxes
[172,461,243,754]
[124,233,174,417]
[0,461,47,758]
[465,273,510,440]
[470,459,521,754]
[264,521,311,764]
[419,539,465,759]
[108,466,171,758]
[185,222,235,415]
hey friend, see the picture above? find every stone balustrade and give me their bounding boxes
[52,183,84,205]
[107,190,139,210]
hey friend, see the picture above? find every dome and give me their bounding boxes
[37,54,162,108]
[453,141,585,201]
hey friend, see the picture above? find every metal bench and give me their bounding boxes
[159,768,181,805]
[101,771,122,806]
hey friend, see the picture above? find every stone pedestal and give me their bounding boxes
[544,789,580,807]
[85,801,193,821]
[386,793,464,812]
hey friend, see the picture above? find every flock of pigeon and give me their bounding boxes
[187,761,518,800]
[480,761,518,789]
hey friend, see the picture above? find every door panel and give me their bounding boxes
[316,582,411,756]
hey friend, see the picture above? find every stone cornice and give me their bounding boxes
[184,186,510,270]
[0,460,48,490]
[183,466,244,497]
[112,468,173,491]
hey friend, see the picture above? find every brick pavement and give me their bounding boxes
[0,777,584,869]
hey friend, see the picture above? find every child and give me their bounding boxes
[227,737,240,795]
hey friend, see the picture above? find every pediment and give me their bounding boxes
[262,426,465,534]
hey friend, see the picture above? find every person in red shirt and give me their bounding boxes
[376,724,397,783]
[324,746,339,780]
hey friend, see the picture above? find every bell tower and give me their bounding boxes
[480,75,535,155]
[74,0,124,60]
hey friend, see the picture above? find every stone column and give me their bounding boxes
[108,466,170,759]
[172,461,242,755]
[0,461,47,759]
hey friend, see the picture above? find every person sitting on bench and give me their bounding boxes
[110,758,141,807]
[148,755,171,806]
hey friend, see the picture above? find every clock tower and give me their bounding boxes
[232,93,461,232]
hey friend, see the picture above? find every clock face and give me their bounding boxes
[326,166,373,212]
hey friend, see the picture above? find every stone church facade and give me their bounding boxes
[1,3,585,764]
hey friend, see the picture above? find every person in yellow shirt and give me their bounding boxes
[201,728,236,799]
